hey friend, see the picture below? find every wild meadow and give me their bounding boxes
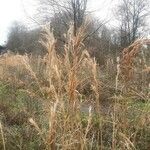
[0,25,149,150]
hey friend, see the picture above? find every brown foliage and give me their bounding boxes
[120,39,150,82]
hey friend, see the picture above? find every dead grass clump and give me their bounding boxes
[0,24,149,149]
[119,39,150,97]
[120,39,150,81]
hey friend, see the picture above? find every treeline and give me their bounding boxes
[6,0,149,64]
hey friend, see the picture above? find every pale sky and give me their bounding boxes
[0,0,118,45]
[0,0,37,45]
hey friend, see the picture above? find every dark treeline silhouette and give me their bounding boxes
[0,45,7,54]
[6,0,150,65]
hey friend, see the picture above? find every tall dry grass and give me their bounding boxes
[119,39,150,99]
[0,24,149,150]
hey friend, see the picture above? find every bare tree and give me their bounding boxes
[7,22,44,54]
[38,0,88,36]
[117,0,149,48]
[70,0,88,35]
[7,22,28,53]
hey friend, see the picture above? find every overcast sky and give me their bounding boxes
[0,0,118,45]
[0,0,37,44]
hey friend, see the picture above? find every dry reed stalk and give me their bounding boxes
[116,57,120,92]
[111,98,117,150]
[83,106,92,145]
[47,101,58,149]
[64,23,89,112]
[40,26,64,102]
[40,26,57,85]
[90,58,100,113]
[0,122,6,150]
[119,132,136,150]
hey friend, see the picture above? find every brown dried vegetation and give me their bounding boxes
[0,25,149,150]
